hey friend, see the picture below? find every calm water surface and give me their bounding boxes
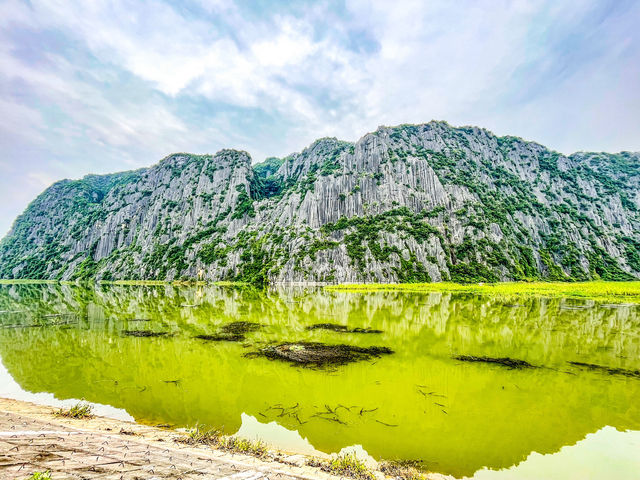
[0,283,639,479]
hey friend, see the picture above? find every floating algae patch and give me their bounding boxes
[453,355,536,369]
[193,321,262,343]
[122,330,170,338]
[249,342,393,367]
[307,323,351,333]
[194,333,245,342]
[220,321,262,334]
[568,361,640,379]
[306,323,383,334]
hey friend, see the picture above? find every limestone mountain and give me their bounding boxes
[1,121,639,284]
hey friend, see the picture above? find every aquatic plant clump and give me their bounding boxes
[252,342,393,367]
[307,323,383,334]
[220,321,262,334]
[194,333,245,342]
[453,355,536,369]
[193,321,262,342]
[123,330,169,337]
[568,361,640,379]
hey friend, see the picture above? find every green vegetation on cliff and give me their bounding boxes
[0,122,638,284]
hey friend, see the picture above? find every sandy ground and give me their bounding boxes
[0,397,453,480]
[0,397,347,480]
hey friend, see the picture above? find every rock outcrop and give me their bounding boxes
[1,121,639,284]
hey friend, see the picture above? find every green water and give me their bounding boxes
[0,283,639,478]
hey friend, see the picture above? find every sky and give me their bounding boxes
[1,0,639,238]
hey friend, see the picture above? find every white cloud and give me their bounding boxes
[3,0,639,154]
[26,171,58,189]
[0,97,46,145]
[0,0,639,237]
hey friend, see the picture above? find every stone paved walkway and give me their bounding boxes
[0,398,333,480]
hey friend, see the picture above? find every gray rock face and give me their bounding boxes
[1,122,639,284]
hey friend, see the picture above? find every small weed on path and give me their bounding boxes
[177,425,268,458]
[28,471,53,480]
[308,453,375,480]
[179,424,221,445]
[55,402,93,419]
[381,460,429,480]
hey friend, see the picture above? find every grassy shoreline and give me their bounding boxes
[325,281,640,303]
[3,278,640,303]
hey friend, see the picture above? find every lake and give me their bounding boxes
[1,283,639,479]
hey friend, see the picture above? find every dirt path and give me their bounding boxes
[0,398,342,480]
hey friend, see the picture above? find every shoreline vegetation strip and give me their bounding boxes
[325,281,640,303]
[2,279,640,303]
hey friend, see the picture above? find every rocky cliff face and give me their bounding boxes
[1,121,639,284]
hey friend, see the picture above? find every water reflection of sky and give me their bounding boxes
[0,359,134,421]
[468,427,640,480]
[1,283,640,479]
